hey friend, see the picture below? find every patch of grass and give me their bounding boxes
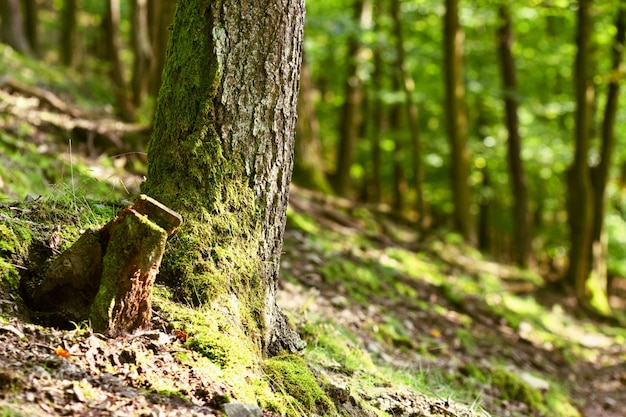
[490,367,543,411]
[302,319,377,375]
[286,208,319,234]
[263,354,335,417]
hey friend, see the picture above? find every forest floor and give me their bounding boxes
[1,45,626,417]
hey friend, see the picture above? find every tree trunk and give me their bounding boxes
[390,0,425,228]
[590,6,626,296]
[103,0,135,121]
[0,0,33,55]
[390,73,406,214]
[141,0,306,356]
[60,0,77,67]
[131,0,152,106]
[368,0,385,204]
[148,0,176,98]
[21,0,38,57]
[566,0,594,304]
[444,0,474,242]
[333,0,370,197]
[497,4,531,267]
[293,53,332,193]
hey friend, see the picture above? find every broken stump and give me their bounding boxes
[24,195,181,336]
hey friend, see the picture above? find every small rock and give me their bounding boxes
[222,403,262,417]
[603,396,617,409]
[519,371,550,391]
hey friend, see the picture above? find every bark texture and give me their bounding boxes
[141,0,306,355]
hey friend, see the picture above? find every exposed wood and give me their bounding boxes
[89,205,169,335]
[23,195,181,335]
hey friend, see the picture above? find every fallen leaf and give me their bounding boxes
[54,347,71,358]
[428,328,441,338]
[175,329,188,342]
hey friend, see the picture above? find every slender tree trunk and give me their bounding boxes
[478,169,491,253]
[390,77,406,215]
[103,0,135,121]
[333,0,370,197]
[0,0,33,55]
[390,0,425,227]
[141,0,306,356]
[497,4,531,267]
[293,54,332,193]
[444,0,474,242]
[148,0,176,98]
[590,6,626,296]
[131,0,152,106]
[21,0,38,56]
[566,0,594,303]
[60,0,77,67]
[368,0,385,203]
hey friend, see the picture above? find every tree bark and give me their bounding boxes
[333,0,370,197]
[497,4,531,267]
[566,0,594,304]
[0,0,33,55]
[444,0,474,242]
[141,0,306,356]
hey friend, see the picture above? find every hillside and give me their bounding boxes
[1,46,626,417]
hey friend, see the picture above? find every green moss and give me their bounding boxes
[263,354,335,416]
[460,363,488,384]
[0,218,33,289]
[490,368,543,410]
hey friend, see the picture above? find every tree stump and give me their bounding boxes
[24,195,181,336]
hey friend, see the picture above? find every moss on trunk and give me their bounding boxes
[141,0,306,355]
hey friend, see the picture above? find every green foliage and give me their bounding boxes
[605,212,626,278]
